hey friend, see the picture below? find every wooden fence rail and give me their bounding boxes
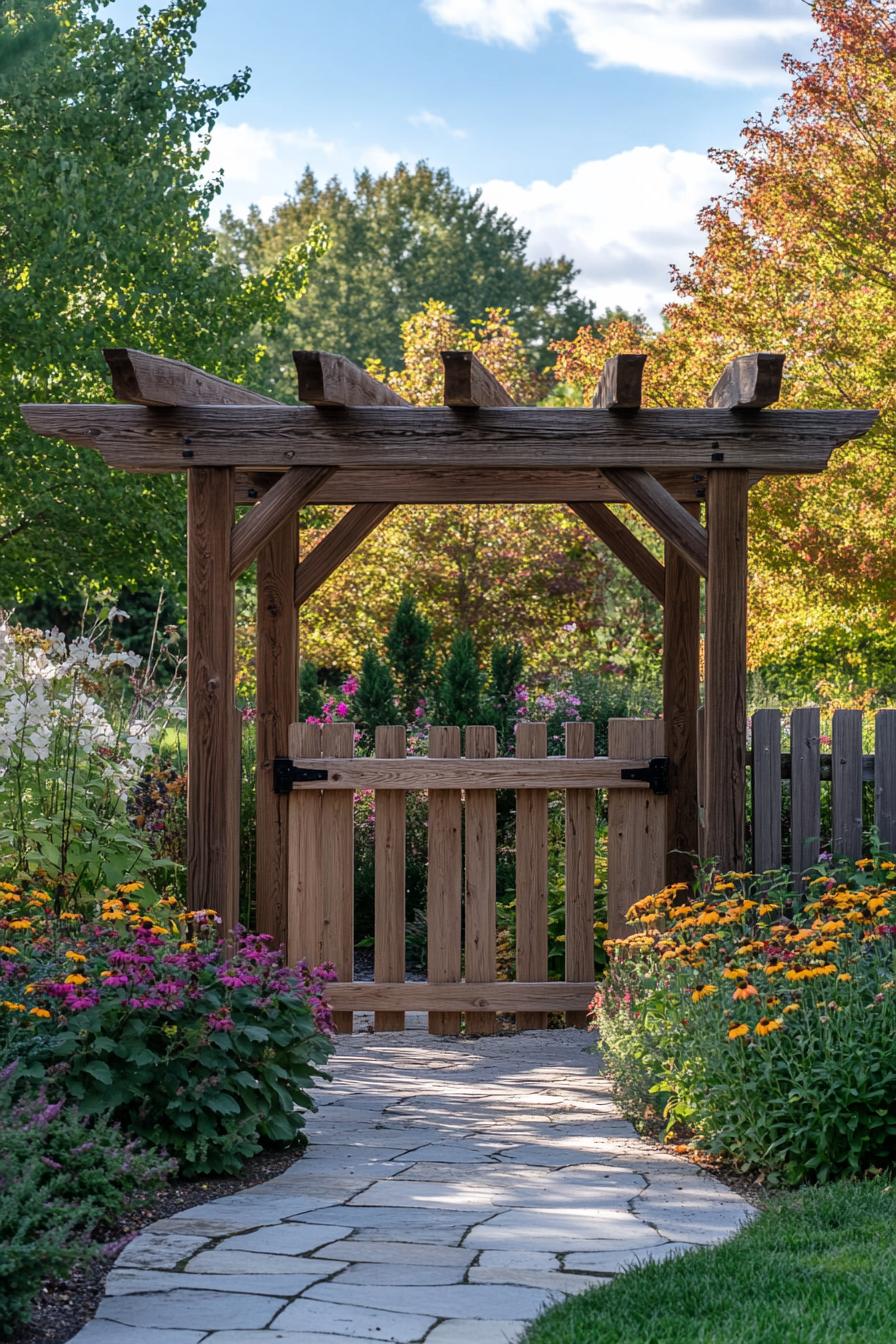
[285,718,666,1033]
[750,707,896,877]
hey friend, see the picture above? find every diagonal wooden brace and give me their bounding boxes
[601,467,708,577]
[230,465,333,580]
[568,500,665,603]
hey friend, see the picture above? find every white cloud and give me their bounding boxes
[478,144,726,322]
[422,0,814,85]
[408,108,469,139]
[206,121,405,218]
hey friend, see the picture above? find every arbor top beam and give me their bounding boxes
[20,403,876,476]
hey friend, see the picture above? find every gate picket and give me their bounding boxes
[321,721,354,1034]
[465,725,498,1036]
[287,722,323,969]
[516,721,549,1030]
[374,725,407,1032]
[427,726,462,1035]
[832,709,863,860]
[790,706,821,879]
[876,710,896,851]
[607,719,666,936]
[564,721,595,1027]
[751,708,782,872]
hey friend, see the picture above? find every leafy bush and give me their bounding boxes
[0,1063,172,1338]
[0,882,336,1175]
[593,857,896,1184]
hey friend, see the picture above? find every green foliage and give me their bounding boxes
[218,162,594,381]
[353,648,400,751]
[594,857,896,1184]
[0,1068,172,1338]
[385,593,433,722]
[482,641,524,752]
[437,631,482,727]
[524,1180,896,1344]
[1,0,325,605]
[299,658,325,721]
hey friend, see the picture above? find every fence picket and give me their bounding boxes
[374,725,407,1032]
[832,709,864,860]
[321,722,355,1033]
[751,709,782,872]
[607,719,666,935]
[516,722,549,1030]
[790,706,821,878]
[427,726,462,1035]
[875,709,896,851]
[465,725,498,1036]
[287,722,323,969]
[564,721,595,1027]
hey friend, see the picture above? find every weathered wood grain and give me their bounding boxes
[441,351,515,407]
[516,722,549,1030]
[294,350,409,407]
[427,726,463,1035]
[255,514,297,949]
[320,722,355,1034]
[284,756,652,790]
[790,706,821,879]
[570,500,665,603]
[374,726,407,1032]
[103,348,278,407]
[564,722,595,1027]
[592,354,647,410]
[832,709,863,860]
[326,981,595,1012]
[230,466,333,580]
[602,468,709,576]
[22,404,876,473]
[187,468,239,929]
[294,504,394,606]
[663,504,701,885]
[751,708,782,873]
[464,725,498,1036]
[707,353,785,410]
[287,723,323,970]
[703,470,749,869]
[875,710,896,851]
[607,719,666,937]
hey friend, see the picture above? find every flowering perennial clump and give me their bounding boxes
[0,880,336,1175]
[591,858,896,1184]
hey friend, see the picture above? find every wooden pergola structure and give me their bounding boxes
[23,349,875,947]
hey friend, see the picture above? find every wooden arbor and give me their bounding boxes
[22,349,876,946]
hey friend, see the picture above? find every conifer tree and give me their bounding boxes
[385,593,434,722]
[436,631,482,728]
[354,648,400,751]
[483,640,525,751]
[299,659,323,721]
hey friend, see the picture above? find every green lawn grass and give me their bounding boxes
[522,1179,896,1344]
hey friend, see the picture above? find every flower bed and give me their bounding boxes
[592,858,896,1184]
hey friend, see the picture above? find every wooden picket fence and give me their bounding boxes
[749,707,896,874]
[281,718,666,1034]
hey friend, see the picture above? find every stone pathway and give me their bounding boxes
[68,1029,754,1344]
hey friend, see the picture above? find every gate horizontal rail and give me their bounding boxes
[326,981,595,1012]
[279,755,660,791]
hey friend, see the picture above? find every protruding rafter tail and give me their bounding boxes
[707,353,785,409]
[593,353,647,410]
[102,348,278,407]
[293,351,409,407]
[441,351,515,407]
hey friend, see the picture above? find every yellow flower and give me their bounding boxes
[63,974,87,985]
[757,903,778,916]
[691,984,718,1003]
[0,882,20,893]
[837,973,852,982]
[722,967,748,980]
[0,945,18,956]
[29,1007,51,1019]
[754,1017,784,1036]
[727,1023,749,1039]
[732,984,759,1001]
[59,912,81,921]
[65,950,87,963]
[29,890,50,903]
[856,858,873,869]
[7,919,31,931]
[117,881,145,894]
[179,941,196,952]
[713,882,735,892]
[158,896,179,907]
[2,1000,26,1012]
[783,1002,800,1013]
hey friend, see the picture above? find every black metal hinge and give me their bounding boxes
[272,757,329,795]
[621,757,670,795]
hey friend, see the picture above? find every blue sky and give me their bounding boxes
[111,0,818,322]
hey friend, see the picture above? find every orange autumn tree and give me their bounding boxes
[297,301,663,678]
[553,0,896,698]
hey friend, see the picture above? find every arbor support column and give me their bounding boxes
[255,513,298,947]
[703,470,749,869]
[662,502,701,885]
[187,467,239,931]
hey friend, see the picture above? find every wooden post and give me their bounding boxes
[662,503,701,885]
[607,719,666,935]
[255,514,298,948]
[427,726,462,1036]
[516,722,549,1031]
[703,470,749,869]
[374,726,407,1032]
[465,725,497,1036]
[564,721,595,1027]
[187,467,239,931]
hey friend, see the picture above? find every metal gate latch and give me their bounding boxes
[620,757,670,795]
[272,757,329,794]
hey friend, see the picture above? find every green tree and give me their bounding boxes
[217,162,594,383]
[385,593,434,723]
[299,659,323,721]
[1,0,325,605]
[437,631,482,728]
[483,641,525,752]
[353,648,400,751]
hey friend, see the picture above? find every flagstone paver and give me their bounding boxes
[66,1028,755,1344]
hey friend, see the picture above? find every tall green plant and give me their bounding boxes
[483,640,524,751]
[385,593,433,722]
[353,648,400,751]
[437,631,482,727]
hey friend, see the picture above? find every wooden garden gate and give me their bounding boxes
[280,717,666,1034]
